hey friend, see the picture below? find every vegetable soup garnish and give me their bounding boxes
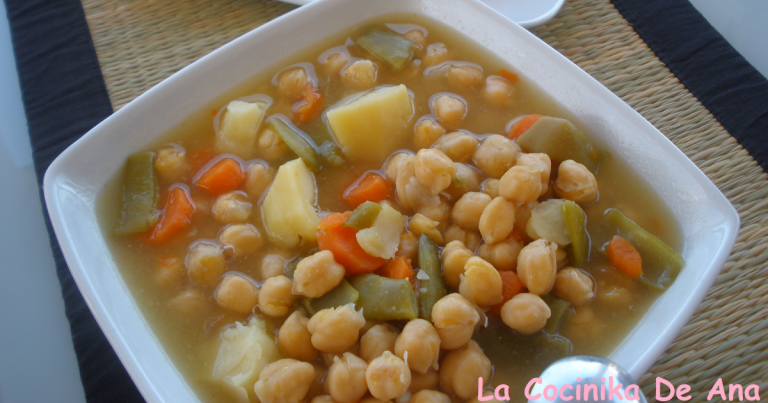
[99,17,685,403]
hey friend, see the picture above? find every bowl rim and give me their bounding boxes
[43,0,740,401]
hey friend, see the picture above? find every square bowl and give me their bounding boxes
[43,0,739,401]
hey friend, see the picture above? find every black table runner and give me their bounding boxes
[4,0,767,401]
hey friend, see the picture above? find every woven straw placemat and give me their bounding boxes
[81,0,768,401]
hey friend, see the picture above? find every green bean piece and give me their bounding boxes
[474,316,572,370]
[114,152,159,235]
[356,28,417,72]
[516,117,600,172]
[268,117,321,171]
[561,201,590,267]
[604,208,685,289]
[542,296,574,335]
[301,279,359,315]
[349,274,418,320]
[319,142,345,167]
[417,235,447,321]
[344,201,382,230]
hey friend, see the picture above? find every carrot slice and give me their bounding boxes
[606,235,643,277]
[489,270,526,315]
[377,257,415,282]
[342,172,390,207]
[499,68,520,84]
[508,114,542,140]
[148,187,195,244]
[194,157,244,195]
[317,212,387,275]
[295,84,323,123]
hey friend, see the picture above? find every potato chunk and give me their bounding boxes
[262,158,320,248]
[326,85,414,162]
[216,100,268,159]
[356,204,407,259]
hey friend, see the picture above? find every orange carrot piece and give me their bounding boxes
[194,158,244,195]
[190,148,217,172]
[342,172,390,207]
[489,271,526,315]
[295,84,323,123]
[317,212,387,275]
[148,187,195,244]
[377,257,415,282]
[606,235,643,278]
[508,114,542,140]
[499,68,520,83]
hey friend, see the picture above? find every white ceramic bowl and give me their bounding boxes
[43,0,739,401]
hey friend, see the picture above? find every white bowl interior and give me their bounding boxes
[44,0,739,401]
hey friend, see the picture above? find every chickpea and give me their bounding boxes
[414,149,455,195]
[412,390,450,403]
[478,197,516,245]
[277,311,317,361]
[451,192,491,231]
[445,163,481,199]
[394,319,441,374]
[438,340,491,399]
[430,293,479,349]
[555,160,598,204]
[482,178,501,199]
[396,232,419,261]
[446,64,483,89]
[185,241,226,285]
[413,118,445,150]
[444,225,481,252]
[459,257,503,307]
[312,396,336,403]
[514,201,538,234]
[258,275,296,317]
[169,288,207,315]
[154,257,183,289]
[218,224,263,257]
[359,398,391,403]
[477,235,524,271]
[260,253,287,279]
[432,132,478,163]
[416,199,451,230]
[215,273,259,313]
[554,268,595,307]
[307,304,366,353]
[516,239,557,295]
[408,214,443,245]
[556,247,569,269]
[258,128,290,161]
[155,144,188,183]
[431,95,466,127]
[516,153,551,196]
[385,152,414,184]
[499,165,543,203]
[277,68,309,102]
[366,351,411,401]
[292,250,345,298]
[254,358,315,403]
[468,393,507,403]
[404,29,427,48]
[360,324,399,362]
[342,60,378,90]
[482,75,516,108]
[473,135,519,178]
[500,293,551,335]
[441,240,473,289]
[408,369,439,393]
[211,191,252,224]
[395,158,440,211]
[564,307,604,342]
[245,162,274,199]
[325,352,369,403]
[322,51,351,76]
[422,43,450,67]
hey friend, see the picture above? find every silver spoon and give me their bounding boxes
[276,0,566,28]
[528,356,648,403]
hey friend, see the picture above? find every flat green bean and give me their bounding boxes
[344,201,382,230]
[350,274,418,320]
[302,279,359,315]
[356,28,417,72]
[561,201,590,267]
[268,117,321,171]
[115,152,159,235]
[417,235,447,321]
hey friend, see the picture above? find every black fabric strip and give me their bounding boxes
[4,0,144,401]
[611,0,768,172]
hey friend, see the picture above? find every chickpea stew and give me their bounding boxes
[99,17,684,403]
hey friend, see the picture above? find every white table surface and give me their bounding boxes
[0,1,764,402]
